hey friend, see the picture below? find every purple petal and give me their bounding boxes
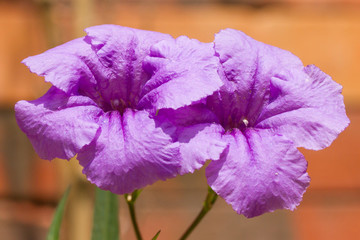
[22,38,105,96]
[206,129,310,218]
[213,28,306,127]
[138,36,223,110]
[15,87,102,160]
[84,25,172,107]
[177,123,226,175]
[154,105,227,174]
[155,104,219,129]
[256,65,350,150]
[77,109,180,194]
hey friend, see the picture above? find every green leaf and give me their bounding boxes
[91,187,120,240]
[47,186,71,240]
[152,230,161,240]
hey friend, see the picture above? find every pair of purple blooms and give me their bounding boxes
[15,25,349,218]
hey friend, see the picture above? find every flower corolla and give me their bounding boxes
[15,25,223,194]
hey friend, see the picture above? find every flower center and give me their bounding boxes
[110,99,130,115]
[224,115,250,133]
[78,86,137,115]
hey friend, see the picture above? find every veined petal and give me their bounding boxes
[85,25,172,107]
[14,87,102,160]
[155,104,219,128]
[139,36,223,110]
[206,129,310,218]
[77,109,180,194]
[22,38,105,96]
[213,28,305,126]
[154,105,227,174]
[177,123,226,175]
[256,65,350,150]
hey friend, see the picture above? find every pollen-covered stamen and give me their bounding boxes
[242,118,249,127]
[238,117,249,132]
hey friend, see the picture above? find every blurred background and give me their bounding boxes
[0,0,360,239]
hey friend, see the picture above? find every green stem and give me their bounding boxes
[125,190,143,240]
[179,187,218,240]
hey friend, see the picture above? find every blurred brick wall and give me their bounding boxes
[0,0,359,239]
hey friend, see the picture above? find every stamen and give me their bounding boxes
[112,99,120,107]
[110,99,127,115]
[242,118,249,127]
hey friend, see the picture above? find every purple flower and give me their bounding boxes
[181,29,349,217]
[15,25,223,194]
[15,24,348,218]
